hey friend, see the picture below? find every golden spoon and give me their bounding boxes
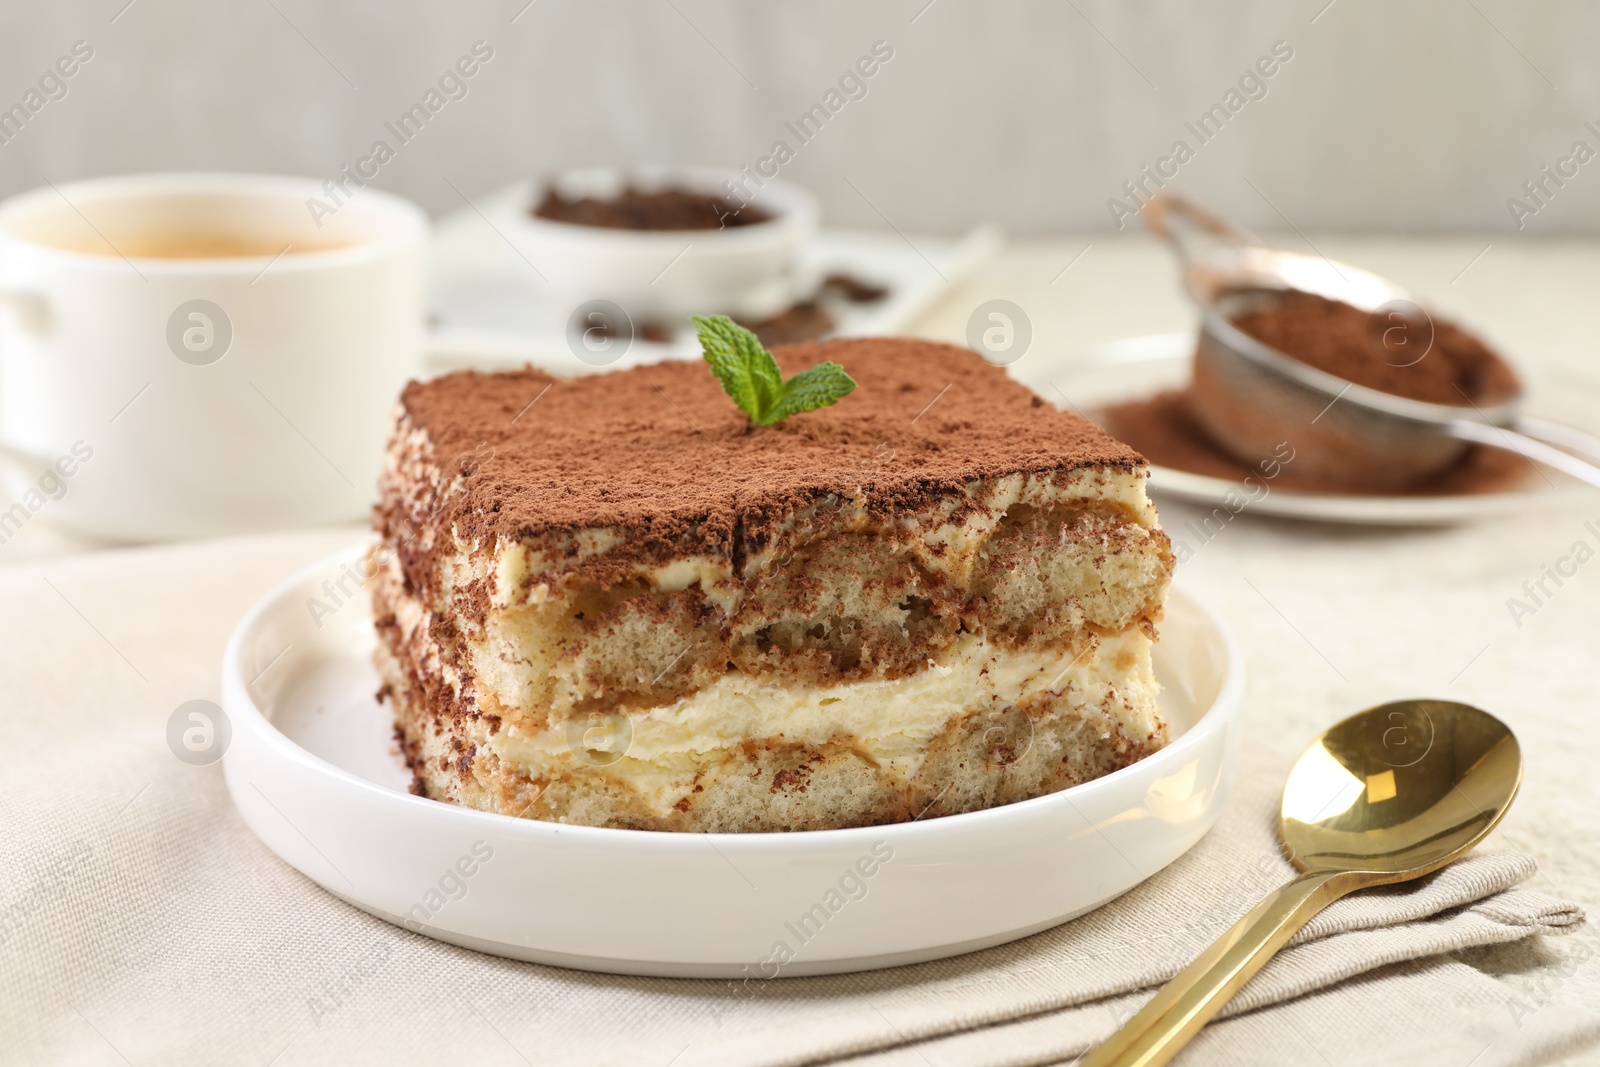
[1081,699,1522,1067]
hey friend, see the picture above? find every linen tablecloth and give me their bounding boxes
[2,529,1597,1066]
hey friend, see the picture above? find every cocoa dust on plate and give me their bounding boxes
[592,274,891,348]
[735,276,891,346]
[1099,390,1530,496]
[1099,292,1533,496]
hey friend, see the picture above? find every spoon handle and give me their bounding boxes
[1443,419,1600,490]
[1079,869,1351,1067]
[1511,416,1600,468]
[1142,195,1269,266]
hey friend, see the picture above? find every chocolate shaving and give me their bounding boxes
[734,301,835,346]
[821,273,890,303]
[532,186,771,231]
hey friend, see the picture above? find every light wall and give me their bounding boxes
[1,0,1596,234]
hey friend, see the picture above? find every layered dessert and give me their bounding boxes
[370,335,1174,832]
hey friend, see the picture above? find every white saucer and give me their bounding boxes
[221,544,1242,978]
[425,180,1001,373]
[1020,333,1595,525]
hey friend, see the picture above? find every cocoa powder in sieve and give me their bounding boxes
[1228,291,1520,406]
[1096,291,1532,495]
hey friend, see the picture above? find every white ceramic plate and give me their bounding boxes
[425,180,1001,374]
[1018,333,1594,525]
[222,544,1242,978]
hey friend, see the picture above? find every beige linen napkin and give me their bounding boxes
[0,530,1596,1067]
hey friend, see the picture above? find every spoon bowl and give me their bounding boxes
[1282,699,1521,877]
[1083,699,1522,1067]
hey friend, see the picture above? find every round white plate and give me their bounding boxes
[222,544,1242,978]
[1019,333,1595,525]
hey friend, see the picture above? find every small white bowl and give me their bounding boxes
[221,543,1242,978]
[498,165,820,320]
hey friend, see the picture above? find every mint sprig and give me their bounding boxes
[691,315,856,427]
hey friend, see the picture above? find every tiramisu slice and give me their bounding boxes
[371,326,1175,832]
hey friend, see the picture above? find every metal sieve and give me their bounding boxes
[1143,194,1600,493]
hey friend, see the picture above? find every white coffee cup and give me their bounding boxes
[0,172,427,543]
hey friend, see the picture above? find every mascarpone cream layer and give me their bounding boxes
[490,627,1160,782]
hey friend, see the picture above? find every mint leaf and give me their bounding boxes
[765,361,856,425]
[692,314,781,422]
[690,315,856,426]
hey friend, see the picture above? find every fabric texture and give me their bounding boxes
[0,529,1596,1067]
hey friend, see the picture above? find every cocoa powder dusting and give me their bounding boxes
[396,338,1142,557]
[1228,290,1520,406]
[1100,389,1530,496]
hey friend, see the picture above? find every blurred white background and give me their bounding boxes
[3,0,1598,234]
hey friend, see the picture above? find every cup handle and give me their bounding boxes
[0,286,50,334]
[0,287,56,470]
